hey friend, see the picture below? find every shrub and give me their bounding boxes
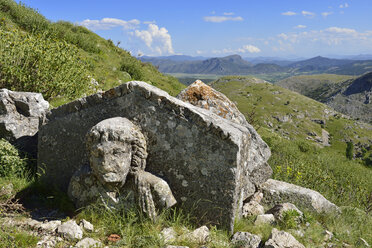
[0,26,89,99]
[0,139,27,177]
[120,58,144,81]
[346,142,354,160]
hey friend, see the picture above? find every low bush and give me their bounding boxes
[0,139,27,177]
[0,26,90,99]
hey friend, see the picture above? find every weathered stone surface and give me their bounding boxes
[177,80,272,200]
[264,228,305,248]
[161,227,177,243]
[266,203,303,222]
[261,179,340,214]
[254,214,275,225]
[242,201,265,217]
[68,117,176,220]
[80,219,94,232]
[57,220,83,240]
[231,231,261,248]
[75,237,103,248]
[0,89,49,155]
[181,226,210,244]
[39,81,258,231]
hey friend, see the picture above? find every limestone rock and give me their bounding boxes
[75,237,103,248]
[266,203,303,222]
[264,228,305,248]
[161,227,177,243]
[80,219,94,232]
[231,231,261,248]
[39,220,61,233]
[255,214,275,225]
[261,179,340,213]
[57,220,83,240]
[0,89,49,156]
[242,201,265,217]
[181,226,210,244]
[177,80,272,199]
[39,81,264,231]
[36,236,63,248]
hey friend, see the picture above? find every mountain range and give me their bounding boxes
[140,54,372,77]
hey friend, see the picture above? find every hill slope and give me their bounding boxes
[211,76,372,211]
[278,73,372,123]
[0,0,185,105]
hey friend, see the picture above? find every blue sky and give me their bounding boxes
[21,0,372,58]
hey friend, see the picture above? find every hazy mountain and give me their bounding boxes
[140,55,208,62]
[244,57,300,66]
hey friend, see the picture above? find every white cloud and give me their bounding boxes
[295,25,307,29]
[143,21,156,24]
[282,11,297,16]
[134,24,174,55]
[302,11,316,17]
[326,27,357,34]
[223,12,234,16]
[196,50,204,54]
[339,3,349,8]
[80,18,140,31]
[212,44,260,54]
[322,12,333,17]
[203,16,243,23]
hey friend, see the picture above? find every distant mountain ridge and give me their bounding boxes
[140,55,372,77]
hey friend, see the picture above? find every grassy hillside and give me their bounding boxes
[277,74,356,102]
[211,76,372,211]
[0,0,185,106]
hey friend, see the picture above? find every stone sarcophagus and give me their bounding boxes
[38,81,271,231]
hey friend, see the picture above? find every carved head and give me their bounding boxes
[86,117,147,186]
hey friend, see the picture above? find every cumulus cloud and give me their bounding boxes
[80,18,140,31]
[339,3,349,8]
[295,25,307,29]
[223,12,235,16]
[322,12,333,17]
[134,24,174,55]
[203,15,243,23]
[282,11,297,16]
[212,44,260,54]
[302,11,316,17]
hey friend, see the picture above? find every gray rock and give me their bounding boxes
[231,231,261,248]
[161,227,177,243]
[177,80,272,203]
[75,237,103,248]
[39,220,61,233]
[266,203,303,222]
[255,214,275,225]
[80,219,94,232]
[36,236,63,248]
[39,81,269,231]
[68,117,177,220]
[261,179,340,214]
[0,89,49,156]
[242,201,265,217]
[57,220,83,240]
[264,228,305,248]
[323,230,333,241]
[181,226,209,244]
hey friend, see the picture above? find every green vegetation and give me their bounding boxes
[0,0,184,104]
[212,76,372,211]
[346,141,354,160]
[0,139,27,178]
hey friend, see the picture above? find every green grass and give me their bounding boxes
[212,76,372,211]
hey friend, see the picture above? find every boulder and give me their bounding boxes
[80,219,94,232]
[254,214,275,225]
[75,237,103,248]
[161,227,177,243]
[231,231,261,248]
[177,80,272,201]
[266,203,303,222]
[38,81,266,231]
[264,228,305,248]
[0,89,49,156]
[242,201,265,217]
[261,179,340,213]
[57,220,83,240]
[181,226,210,244]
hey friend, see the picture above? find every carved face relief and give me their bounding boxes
[89,140,131,186]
